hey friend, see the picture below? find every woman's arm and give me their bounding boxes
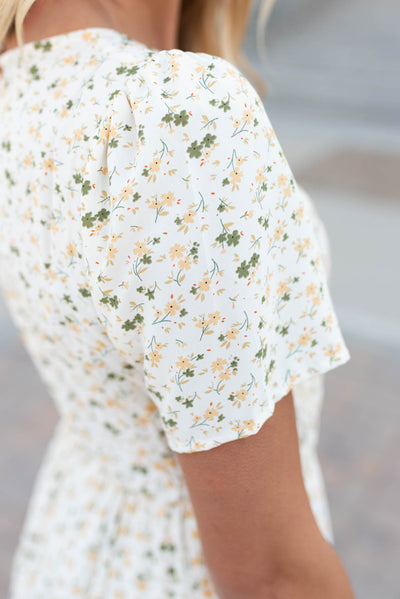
[176,390,356,599]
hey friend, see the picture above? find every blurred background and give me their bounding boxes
[1,1,399,597]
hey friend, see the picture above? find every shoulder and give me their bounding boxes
[91,44,266,125]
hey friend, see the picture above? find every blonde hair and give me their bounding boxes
[0,0,277,97]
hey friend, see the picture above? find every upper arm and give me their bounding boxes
[175,389,325,593]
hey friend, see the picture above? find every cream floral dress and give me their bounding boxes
[0,27,350,599]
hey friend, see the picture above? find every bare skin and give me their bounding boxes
[3,2,356,597]
[2,0,182,52]
[177,391,356,598]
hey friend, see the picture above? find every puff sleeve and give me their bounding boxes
[80,49,350,453]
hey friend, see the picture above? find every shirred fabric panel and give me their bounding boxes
[80,49,350,453]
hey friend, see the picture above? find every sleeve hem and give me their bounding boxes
[167,345,351,454]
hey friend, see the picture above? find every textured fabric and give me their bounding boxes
[0,27,350,598]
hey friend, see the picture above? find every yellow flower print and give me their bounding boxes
[127,96,140,111]
[178,255,192,271]
[200,148,212,164]
[165,297,180,316]
[72,126,84,142]
[132,240,149,258]
[28,124,41,139]
[225,326,239,340]
[255,167,265,185]
[232,422,246,433]
[63,54,75,65]
[194,62,208,76]
[294,241,304,252]
[312,294,322,306]
[284,185,294,198]
[277,173,288,188]
[219,368,232,381]
[23,154,33,167]
[65,243,77,258]
[148,348,162,367]
[105,243,118,266]
[274,225,284,240]
[207,311,221,326]
[203,406,219,421]
[306,282,318,296]
[183,209,196,224]
[235,155,246,166]
[89,222,104,238]
[169,59,180,77]
[98,116,112,143]
[236,387,249,402]
[149,157,161,173]
[242,106,254,123]
[160,191,176,206]
[325,345,338,358]
[211,357,228,373]
[229,167,243,190]
[176,356,194,371]
[119,183,134,201]
[50,220,59,234]
[42,157,57,171]
[277,281,290,296]
[194,314,208,332]
[149,195,164,212]
[298,332,312,346]
[243,419,255,431]
[196,276,212,300]
[168,243,185,260]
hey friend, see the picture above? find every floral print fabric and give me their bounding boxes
[0,27,350,598]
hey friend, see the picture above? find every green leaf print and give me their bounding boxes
[95,208,110,222]
[173,110,189,127]
[236,254,260,278]
[73,172,83,184]
[78,287,91,298]
[161,112,174,124]
[121,313,144,331]
[162,416,178,428]
[108,138,119,148]
[81,180,91,195]
[201,133,216,148]
[127,65,139,76]
[219,99,231,112]
[81,212,96,228]
[265,360,275,385]
[108,295,119,309]
[109,89,121,101]
[187,140,203,159]
[29,65,40,80]
[104,422,120,435]
[33,40,52,52]
[226,229,241,247]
